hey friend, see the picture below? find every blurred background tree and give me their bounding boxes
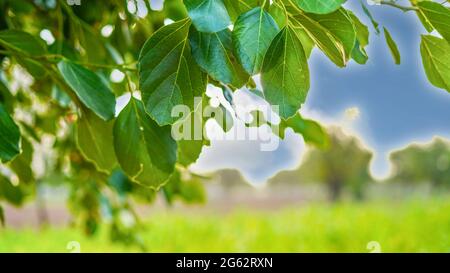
[390,138,450,190]
[270,127,372,202]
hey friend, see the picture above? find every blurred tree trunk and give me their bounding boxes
[36,180,49,228]
[327,179,342,202]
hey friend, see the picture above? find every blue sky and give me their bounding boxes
[193,1,450,183]
[306,1,450,178]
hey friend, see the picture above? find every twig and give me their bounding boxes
[379,0,418,12]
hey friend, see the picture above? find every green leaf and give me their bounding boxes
[223,0,259,21]
[58,60,116,121]
[232,7,279,75]
[261,26,310,120]
[416,8,434,33]
[269,1,287,28]
[290,23,315,58]
[138,18,206,126]
[190,28,249,88]
[163,170,206,205]
[383,27,401,65]
[293,8,355,67]
[349,11,369,64]
[310,9,355,59]
[0,80,13,115]
[0,103,20,163]
[184,0,231,33]
[361,1,380,34]
[0,175,25,207]
[76,108,117,173]
[0,204,4,227]
[10,137,34,184]
[174,98,209,167]
[114,97,177,189]
[418,1,450,43]
[280,113,329,148]
[293,0,346,14]
[76,22,108,63]
[0,30,47,78]
[420,35,450,92]
[0,29,46,55]
[206,102,235,132]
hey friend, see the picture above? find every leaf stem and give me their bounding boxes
[379,0,418,12]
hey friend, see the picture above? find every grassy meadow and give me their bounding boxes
[1,197,449,253]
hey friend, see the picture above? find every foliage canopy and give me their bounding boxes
[0,0,449,242]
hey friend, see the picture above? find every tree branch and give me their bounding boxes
[379,0,418,12]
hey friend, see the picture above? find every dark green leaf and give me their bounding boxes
[0,80,13,113]
[163,170,206,205]
[190,28,249,88]
[114,97,177,189]
[0,204,4,226]
[58,60,116,121]
[0,175,25,206]
[233,7,279,75]
[261,26,310,120]
[184,0,231,33]
[0,29,46,56]
[0,30,47,78]
[10,137,34,184]
[0,103,20,163]
[138,19,206,126]
[76,108,117,173]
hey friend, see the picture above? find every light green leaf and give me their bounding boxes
[139,18,206,126]
[184,0,231,33]
[420,35,450,92]
[261,26,310,120]
[280,113,329,148]
[58,60,116,121]
[76,108,117,173]
[293,8,355,67]
[0,103,20,163]
[190,28,249,88]
[383,27,401,65]
[416,8,434,33]
[309,9,356,62]
[0,30,47,78]
[349,11,369,64]
[233,7,279,75]
[294,0,346,14]
[224,0,260,20]
[114,97,177,189]
[418,1,450,43]
[269,1,287,28]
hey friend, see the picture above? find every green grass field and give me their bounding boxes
[1,197,449,252]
